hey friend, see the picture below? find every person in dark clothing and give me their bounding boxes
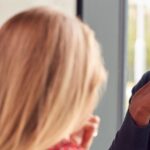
[109,71,150,150]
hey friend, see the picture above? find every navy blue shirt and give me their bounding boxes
[109,71,150,150]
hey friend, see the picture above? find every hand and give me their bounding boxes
[70,115,100,150]
[129,81,150,126]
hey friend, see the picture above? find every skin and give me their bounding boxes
[129,81,150,126]
[70,115,100,150]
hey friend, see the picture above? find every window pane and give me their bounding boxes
[125,0,150,112]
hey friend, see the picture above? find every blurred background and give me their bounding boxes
[0,0,149,149]
[126,0,150,111]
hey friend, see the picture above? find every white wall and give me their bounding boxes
[0,0,76,25]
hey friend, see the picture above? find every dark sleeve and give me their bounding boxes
[109,71,150,150]
[109,111,150,150]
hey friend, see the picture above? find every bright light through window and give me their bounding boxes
[125,0,150,112]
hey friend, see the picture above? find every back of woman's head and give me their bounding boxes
[0,7,107,150]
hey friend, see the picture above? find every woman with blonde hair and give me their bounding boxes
[1,5,150,150]
[0,7,107,150]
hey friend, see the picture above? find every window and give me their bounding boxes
[126,0,150,111]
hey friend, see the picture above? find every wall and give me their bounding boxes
[83,0,127,149]
[0,0,76,25]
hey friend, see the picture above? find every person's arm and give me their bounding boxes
[109,111,150,150]
[109,71,150,150]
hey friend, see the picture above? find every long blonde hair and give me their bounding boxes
[0,7,107,150]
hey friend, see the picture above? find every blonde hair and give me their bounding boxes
[0,7,107,150]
